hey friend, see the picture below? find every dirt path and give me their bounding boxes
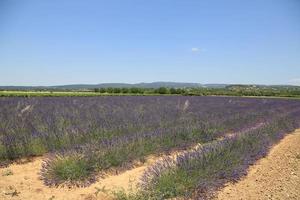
[1,146,194,200]
[0,155,158,200]
[0,147,197,200]
[0,142,202,200]
[216,129,300,200]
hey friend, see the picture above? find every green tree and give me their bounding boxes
[156,87,168,94]
[129,87,144,94]
[106,87,114,93]
[169,88,177,94]
[113,88,121,93]
[121,88,129,93]
[99,88,107,93]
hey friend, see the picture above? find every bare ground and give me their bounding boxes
[216,129,300,200]
[0,155,156,200]
[0,129,299,200]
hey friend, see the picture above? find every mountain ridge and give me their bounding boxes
[0,82,299,90]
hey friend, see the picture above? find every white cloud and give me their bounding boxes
[191,47,206,53]
[191,47,200,52]
[288,78,300,86]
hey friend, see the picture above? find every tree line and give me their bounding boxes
[93,87,186,94]
[93,86,300,97]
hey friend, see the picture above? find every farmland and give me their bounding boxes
[0,96,300,199]
[1,84,300,98]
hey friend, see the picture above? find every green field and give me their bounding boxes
[0,90,299,99]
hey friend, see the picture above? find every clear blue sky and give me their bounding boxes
[0,0,299,86]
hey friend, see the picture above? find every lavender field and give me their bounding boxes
[1,96,300,198]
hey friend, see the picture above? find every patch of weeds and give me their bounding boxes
[48,195,55,200]
[111,180,149,200]
[94,186,109,197]
[111,188,141,200]
[4,186,20,197]
[1,169,13,176]
[111,189,159,200]
[111,189,128,200]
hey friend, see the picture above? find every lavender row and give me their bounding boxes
[1,96,299,163]
[137,109,300,199]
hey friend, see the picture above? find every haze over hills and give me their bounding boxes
[53,82,204,89]
[0,82,299,91]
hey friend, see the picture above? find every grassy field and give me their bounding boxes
[0,90,148,97]
[0,96,300,199]
[1,90,300,99]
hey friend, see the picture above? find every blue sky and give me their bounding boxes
[0,0,299,86]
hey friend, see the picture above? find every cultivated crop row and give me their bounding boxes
[0,96,299,194]
[136,110,300,199]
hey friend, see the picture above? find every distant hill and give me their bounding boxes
[0,82,299,91]
[0,82,204,90]
[202,84,228,88]
[52,82,204,89]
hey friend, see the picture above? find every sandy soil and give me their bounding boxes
[0,155,158,200]
[216,129,300,200]
[0,146,196,200]
[1,129,299,200]
[0,140,203,200]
